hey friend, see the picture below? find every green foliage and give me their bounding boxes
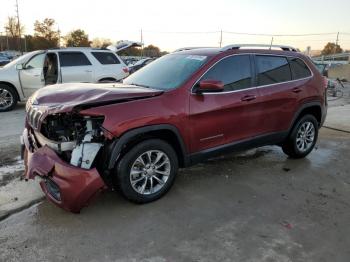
[32,18,60,49]
[65,29,91,47]
[321,42,343,55]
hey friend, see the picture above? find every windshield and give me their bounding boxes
[123,54,208,90]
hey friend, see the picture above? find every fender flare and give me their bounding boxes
[288,101,323,133]
[107,124,188,169]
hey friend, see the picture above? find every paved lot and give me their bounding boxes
[0,128,349,262]
[0,103,25,165]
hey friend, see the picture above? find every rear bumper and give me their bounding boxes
[22,128,106,213]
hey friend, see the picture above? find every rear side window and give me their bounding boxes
[256,55,291,86]
[200,55,252,91]
[91,52,120,65]
[59,52,91,67]
[289,57,312,79]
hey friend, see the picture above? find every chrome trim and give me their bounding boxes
[200,134,224,141]
[190,53,314,95]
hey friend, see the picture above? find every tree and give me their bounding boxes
[143,45,161,57]
[91,38,112,48]
[321,42,343,55]
[4,16,24,37]
[32,18,60,49]
[65,29,91,47]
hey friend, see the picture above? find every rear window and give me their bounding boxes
[91,52,120,65]
[289,57,312,80]
[256,55,292,86]
[59,52,91,67]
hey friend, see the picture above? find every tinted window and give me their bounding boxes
[200,55,252,91]
[59,52,91,67]
[26,53,45,69]
[91,52,120,65]
[289,57,312,79]
[256,56,291,86]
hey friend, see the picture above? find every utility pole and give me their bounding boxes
[0,32,3,51]
[57,25,61,47]
[269,36,274,49]
[333,32,339,61]
[219,30,223,47]
[140,28,143,58]
[15,0,22,53]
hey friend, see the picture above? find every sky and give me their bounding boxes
[1,0,350,51]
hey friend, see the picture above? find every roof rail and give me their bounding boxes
[173,47,213,52]
[221,44,298,52]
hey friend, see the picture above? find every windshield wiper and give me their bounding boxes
[129,83,152,89]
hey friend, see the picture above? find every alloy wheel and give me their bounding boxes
[0,88,14,110]
[129,150,171,195]
[296,121,315,152]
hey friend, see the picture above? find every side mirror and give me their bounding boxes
[196,79,224,93]
[16,64,23,70]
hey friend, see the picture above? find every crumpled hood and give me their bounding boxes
[30,82,163,113]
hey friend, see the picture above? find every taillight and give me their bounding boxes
[122,67,129,73]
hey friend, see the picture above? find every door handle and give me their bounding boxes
[241,95,256,101]
[292,87,302,93]
[85,70,92,73]
[33,74,40,77]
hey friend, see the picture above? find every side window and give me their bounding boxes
[91,52,120,65]
[289,57,312,80]
[256,55,291,86]
[200,55,252,91]
[25,53,45,69]
[59,52,92,67]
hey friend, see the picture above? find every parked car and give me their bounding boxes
[0,53,11,66]
[128,58,155,74]
[22,44,327,212]
[0,48,129,112]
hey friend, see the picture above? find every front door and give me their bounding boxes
[19,52,46,98]
[189,55,261,153]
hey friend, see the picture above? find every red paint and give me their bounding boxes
[23,47,327,212]
[23,132,106,213]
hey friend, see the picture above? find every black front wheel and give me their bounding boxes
[115,139,178,203]
[282,114,318,158]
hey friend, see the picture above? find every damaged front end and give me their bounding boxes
[23,107,110,213]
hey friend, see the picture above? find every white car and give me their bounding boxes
[0,47,129,112]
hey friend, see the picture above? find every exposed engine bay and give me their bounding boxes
[36,113,105,169]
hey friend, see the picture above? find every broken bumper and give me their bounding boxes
[22,128,106,213]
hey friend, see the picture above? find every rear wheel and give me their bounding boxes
[0,84,17,112]
[282,114,318,158]
[115,139,178,203]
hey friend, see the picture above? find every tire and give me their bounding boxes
[282,114,318,158]
[115,139,179,203]
[0,84,18,112]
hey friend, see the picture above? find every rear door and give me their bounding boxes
[19,52,46,97]
[254,55,309,134]
[189,54,261,152]
[59,51,94,83]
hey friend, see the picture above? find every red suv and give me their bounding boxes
[22,44,327,212]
